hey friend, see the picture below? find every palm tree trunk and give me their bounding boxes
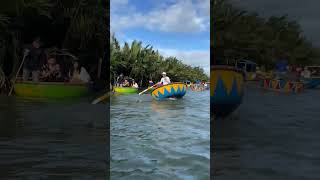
[140,74,143,87]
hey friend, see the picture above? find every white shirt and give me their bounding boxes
[160,76,171,85]
[79,67,91,83]
[301,70,311,78]
[132,83,139,88]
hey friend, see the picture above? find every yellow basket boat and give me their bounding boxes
[151,83,187,100]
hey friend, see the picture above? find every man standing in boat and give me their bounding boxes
[23,37,46,82]
[116,73,124,87]
[157,72,171,86]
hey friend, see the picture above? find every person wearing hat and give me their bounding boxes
[157,72,171,86]
[23,37,46,82]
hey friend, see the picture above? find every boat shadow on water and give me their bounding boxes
[212,109,245,177]
[150,97,186,119]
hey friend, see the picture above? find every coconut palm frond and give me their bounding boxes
[0,14,10,27]
[46,47,78,60]
[23,0,55,19]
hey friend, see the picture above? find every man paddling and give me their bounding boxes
[157,72,171,86]
[139,72,170,95]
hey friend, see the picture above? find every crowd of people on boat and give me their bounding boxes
[274,64,320,80]
[248,63,320,81]
[190,81,208,91]
[22,37,91,83]
[115,74,139,88]
[115,72,171,89]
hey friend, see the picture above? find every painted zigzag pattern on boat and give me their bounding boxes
[152,84,187,100]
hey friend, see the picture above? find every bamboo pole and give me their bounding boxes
[8,50,28,96]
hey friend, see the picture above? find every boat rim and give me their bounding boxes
[305,66,320,68]
[114,87,138,89]
[151,82,186,91]
[212,65,245,76]
[15,81,88,86]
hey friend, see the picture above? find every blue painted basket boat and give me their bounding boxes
[211,66,245,117]
[151,82,187,100]
[261,78,304,93]
[303,78,320,88]
[300,66,320,88]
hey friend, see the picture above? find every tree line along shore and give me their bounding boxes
[212,0,320,69]
[0,0,108,94]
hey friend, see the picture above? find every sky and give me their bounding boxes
[110,0,210,74]
[228,0,320,47]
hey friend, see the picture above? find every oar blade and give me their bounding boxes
[139,86,153,95]
[91,93,110,104]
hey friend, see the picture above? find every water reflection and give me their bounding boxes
[0,96,24,138]
[0,95,107,179]
[150,98,186,118]
[214,83,320,179]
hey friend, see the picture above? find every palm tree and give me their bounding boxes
[212,0,320,68]
[110,36,209,87]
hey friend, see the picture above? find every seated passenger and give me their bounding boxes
[53,64,65,82]
[132,80,139,88]
[40,57,59,82]
[69,61,91,83]
[123,79,130,87]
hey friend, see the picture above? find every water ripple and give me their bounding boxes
[111,90,210,179]
[214,83,320,179]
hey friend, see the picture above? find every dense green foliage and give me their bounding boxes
[212,0,320,68]
[0,0,108,92]
[110,35,209,87]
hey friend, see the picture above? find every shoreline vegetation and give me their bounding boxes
[110,35,209,88]
[0,0,108,95]
[212,0,320,68]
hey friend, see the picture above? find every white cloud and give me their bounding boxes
[158,48,210,75]
[110,0,128,6]
[111,0,209,33]
[110,0,210,75]
[196,0,210,16]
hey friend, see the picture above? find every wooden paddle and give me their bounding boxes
[8,50,29,96]
[139,85,155,95]
[91,91,111,104]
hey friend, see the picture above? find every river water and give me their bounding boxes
[0,96,108,179]
[110,89,210,180]
[3,82,318,179]
[214,83,320,180]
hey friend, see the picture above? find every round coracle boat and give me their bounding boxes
[261,79,304,93]
[151,82,187,100]
[301,78,320,89]
[114,87,138,94]
[300,66,320,89]
[211,66,245,117]
[14,81,90,99]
